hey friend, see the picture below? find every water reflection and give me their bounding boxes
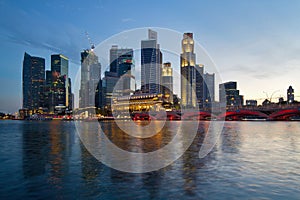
[141,171,164,200]
[100,121,172,153]
[0,120,298,199]
[48,121,74,191]
[220,122,243,154]
[22,121,74,197]
[22,122,49,178]
[181,122,209,197]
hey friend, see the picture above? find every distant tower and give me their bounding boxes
[161,62,173,103]
[141,29,162,94]
[22,52,45,110]
[181,33,196,108]
[287,86,294,104]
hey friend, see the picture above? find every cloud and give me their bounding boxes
[0,3,86,65]
[121,18,135,23]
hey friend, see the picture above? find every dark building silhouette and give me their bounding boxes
[51,54,69,77]
[102,46,135,108]
[110,46,135,95]
[246,100,257,106]
[42,54,73,113]
[195,64,204,108]
[102,71,119,109]
[141,29,162,94]
[287,86,294,104]
[203,72,215,108]
[219,81,243,107]
[22,52,45,110]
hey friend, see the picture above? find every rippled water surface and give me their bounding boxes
[0,120,299,199]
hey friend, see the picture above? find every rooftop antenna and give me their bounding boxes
[85,31,95,50]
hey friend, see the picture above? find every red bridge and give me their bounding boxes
[131,106,300,121]
[218,106,300,121]
[268,108,300,120]
[218,110,268,121]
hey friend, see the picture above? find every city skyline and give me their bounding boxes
[7,29,300,113]
[1,0,300,112]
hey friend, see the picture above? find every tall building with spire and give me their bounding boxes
[181,33,196,108]
[141,29,162,94]
[79,49,101,108]
[22,52,45,110]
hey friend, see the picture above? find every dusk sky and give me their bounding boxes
[1,0,300,113]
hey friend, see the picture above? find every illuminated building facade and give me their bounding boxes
[112,93,165,114]
[161,62,173,103]
[141,29,162,94]
[181,33,196,108]
[37,54,74,114]
[51,54,71,109]
[22,52,45,110]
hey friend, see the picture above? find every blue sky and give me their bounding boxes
[1,0,300,113]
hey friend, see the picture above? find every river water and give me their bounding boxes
[0,120,299,199]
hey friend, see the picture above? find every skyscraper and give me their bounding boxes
[203,72,215,107]
[195,64,204,108]
[109,45,134,83]
[22,52,45,110]
[161,62,173,103]
[103,46,135,107]
[141,29,162,94]
[102,71,119,107]
[219,81,243,107]
[115,49,135,96]
[181,33,196,108]
[51,54,70,108]
[51,54,69,77]
[79,49,101,108]
[51,73,69,111]
[44,70,53,111]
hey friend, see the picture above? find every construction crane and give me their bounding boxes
[85,31,95,50]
